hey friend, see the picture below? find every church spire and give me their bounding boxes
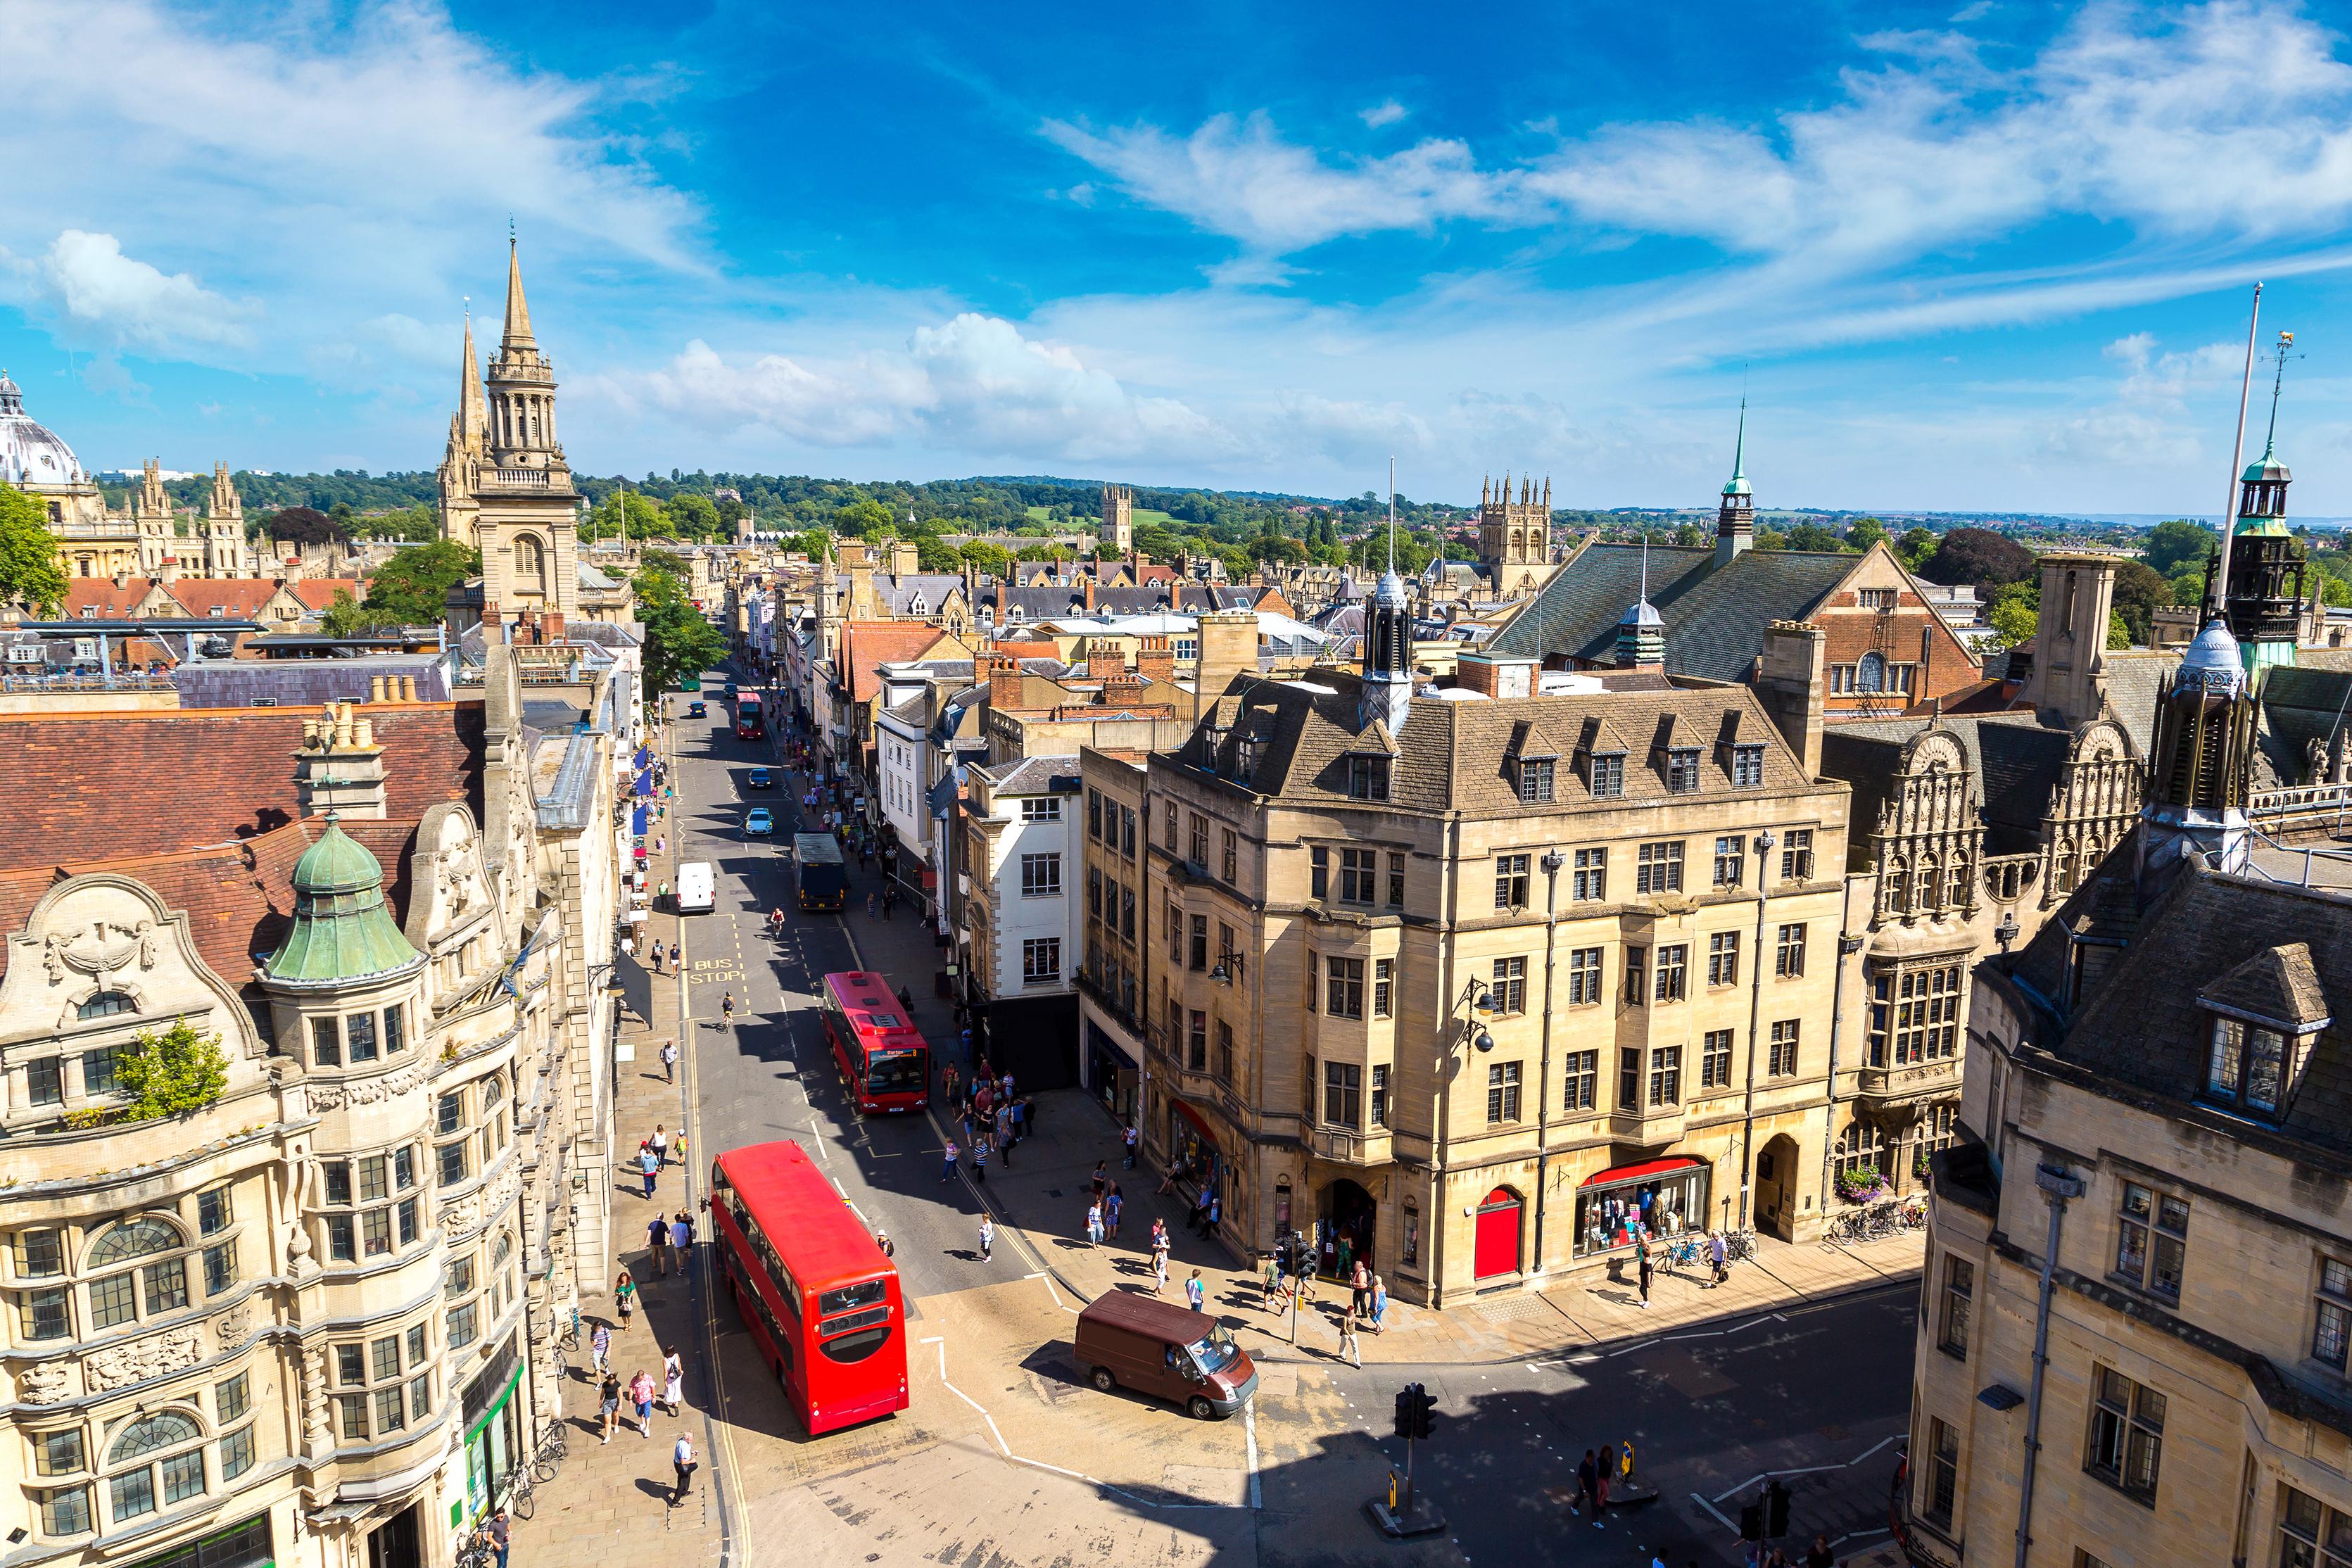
[459,305,486,447]
[502,236,535,349]
[1715,396,1754,565]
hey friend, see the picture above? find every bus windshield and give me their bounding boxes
[865,1051,924,1095]
[818,1279,888,1317]
[1187,1324,1241,1374]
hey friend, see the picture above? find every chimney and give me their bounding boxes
[988,648,1025,711]
[1455,651,1535,699]
[400,675,419,702]
[2019,553,2114,731]
[369,675,388,702]
[1191,610,1258,721]
[1134,634,1176,687]
[292,700,391,817]
[1757,621,1826,779]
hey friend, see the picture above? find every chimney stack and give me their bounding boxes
[1757,621,1826,779]
[1134,634,1176,687]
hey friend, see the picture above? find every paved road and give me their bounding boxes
[663,683,1916,1567]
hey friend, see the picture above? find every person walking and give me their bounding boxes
[674,1128,688,1170]
[662,1348,685,1415]
[1104,1186,1123,1240]
[671,1431,698,1506]
[940,1140,958,1183]
[671,1210,693,1269]
[590,1320,612,1377]
[629,1367,656,1436]
[1185,1269,1206,1313]
[647,1213,671,1277]
[486,1509,512,1568]
[1092,1160,1108,1202]
[1151,1221,1171,1294]
[1336,1304,1362,1368]
[874,1229,894,1258]
[942,1062,959,1109]
[1350,1258,1371,1318]
[1370,1275,1389,1333]
[1263,1251,1284,1310]
[979,1213,994,1261]
[1636,1232,1655,1309]
[1803,1535,1835,1568]
[639,1144,660,1200]
[1708,1229,1728,1289]
[661,1041,679,1083]
[614,1268,637,1330]
[1576,1448,1600,1522]
[1085,1199,1104,1247]
[667,941,680,972]
[970,1134,989,1185]
[598,1370,622,1443]
[1122,1122,1139,1168]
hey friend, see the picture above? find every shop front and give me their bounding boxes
[458,1332,526,1524]
[1084,1018,1139,1124]
[1163,1094,1237,1227]
[1572,1155,1712,1259]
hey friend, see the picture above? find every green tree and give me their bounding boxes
[1783,521,1844,552]
[113,1019,230,1121]
[0,484,70,614]
[1845,517,1888,554]
[835,498,893,536]
[586,491,666,542]
[1249,534,1305,565]
[2142,519,2217,577]
[2108,559,2175,645]
[320,590,403,638]
[2108,609,2133,650]
[916,536,963,571]
[634,563,726,697]
[1896,527,1940,571]
[959,540,1012,576]
[361,540,481,625]
[1986,579,2040,650]
[664,493,722,540]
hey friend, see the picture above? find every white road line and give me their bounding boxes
[1690,1495,1740,1533]
[1707,1432,1905,1505]
[1244,1403,1262,1511]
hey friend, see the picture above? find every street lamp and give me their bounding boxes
[1208,948,1246,987]
[1457,978,1496,1054]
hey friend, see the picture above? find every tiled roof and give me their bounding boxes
[1490,543,1860,682]
[2200,942,2331,1028]
[1188,670,1816,814]
[840,622,963,704]
[978,754,1081,795]
[0,704,483,868]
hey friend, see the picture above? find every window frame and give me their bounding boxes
[1485,1061,1523,1125]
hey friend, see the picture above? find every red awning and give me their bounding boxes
[1168,1096,1220,1147]
[1581,1155,1705,1189]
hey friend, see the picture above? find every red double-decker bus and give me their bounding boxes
[818,971,930,1114]
[710,1142,908,1435]
[735,692,765,740]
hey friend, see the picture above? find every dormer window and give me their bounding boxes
[2206,1016,2287,1113]
[1589,752,1626,798]
[1348,755,1391,802]
[1666,748,1701,793]
[1517,758,1555,803]
[1731,745,1765,789]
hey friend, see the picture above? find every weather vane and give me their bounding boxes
[2262,329,2302,454]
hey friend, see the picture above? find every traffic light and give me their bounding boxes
[1393,1387,1414,1440]
[1391,1384,1436,1441]
[1738,1500,1762,1542]
[1766,1479,1791,1538]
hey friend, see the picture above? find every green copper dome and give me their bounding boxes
[265,815,424,987]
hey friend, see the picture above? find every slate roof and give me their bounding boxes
[0,704,483,868]
[1819,712,2062,852]
[2253,664,2352,787]
[173,656,454,708]
[2200,942,2331,1028]
[2040,868,2352,1161]
[1186,669,1818,815]
[978,755,1082,795]
[1489,543,1861,682]
[873,572,964,615]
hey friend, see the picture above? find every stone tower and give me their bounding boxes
[1478,474,1551,594]
[437,310,487,552]
[204,461,246,578]
[1715,401,1754,566]
[2220,439,2305,678]
[134,459,173,577]
[2021,554,2116,731]
[464,241,579,638]
[1101,484,1133,554]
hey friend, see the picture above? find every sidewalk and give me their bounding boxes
[510,712,723,1568]
[823,842,1926,1368]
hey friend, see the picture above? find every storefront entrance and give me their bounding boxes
[460,1332,525,1522]
[1754,1134,1800,1241]
[1472,1187,1522,1280]
[1085,1021,1137,1125]
[1572,1156,1711,1259]
[365,1505,421,1568]
[1315,1180,1376,1278]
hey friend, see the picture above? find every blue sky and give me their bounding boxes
[7,0,2352,513]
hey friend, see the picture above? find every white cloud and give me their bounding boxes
[1040,111,1519,253]
[1360,100,1408,128]
[39,231,254,353]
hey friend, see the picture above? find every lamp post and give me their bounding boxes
[1736,830,1776,1232]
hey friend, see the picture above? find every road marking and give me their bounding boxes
[1243,1403,1262,1510]
[1707,1432,1905,1505]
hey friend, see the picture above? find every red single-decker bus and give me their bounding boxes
[735,693,765,740]
[710,1142,908,1435]
[818,970,930,1115]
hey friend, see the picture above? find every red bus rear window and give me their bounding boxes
[819,1279,887,1317]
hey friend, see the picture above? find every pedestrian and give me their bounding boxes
[971,1134,989,1184]
[590,1320,613,1376]
[486,1509,512,1568]
[639,1144,659,1199]
[1708,1229,1728,1288]
[1637,1233,1655,1309]
[1576,1448,1598,1521]
[599,1370,622,1443]
[1595,1450,1612,1513]
[1263,1251,1283,1309]
[661,1041,679,1083]
[1803,1536,1835,1568]
[671,1431,698,1506]
[614,1267,637,1329]
[875,1229,895,1258]
[898,985,913,1013]
[1336,1304,1361,1368]
[1086,1199,1104,1247]
[979,1214,994,1261]
[1122,1122,1138,1169]
[1185,1269,1206,1313]
[997,1106,1015,1168]
[668,941,680,970]
[942,1062,959,1108]
[1351,1258,1370,1317]
[647,1213,671,1277]
[663,1348,685,1415]
[1206,1190,1222,1234]
[1105,1187,1123,1239]
[675,1128,688,1170]
[1151,1220,1171,1291]
[1370,1275,1388,1333]
[940,1140,958,1183]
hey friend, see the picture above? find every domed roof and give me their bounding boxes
[265,815,423,988]
[2175,618,2246,697]
[0,371,89,488]
[1721,473,1752,499]
[1374,569,1408,609]
[2242,441,2292,486]
[1619,597,1663,628]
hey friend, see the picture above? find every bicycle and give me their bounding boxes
[1722,1228,1759,1264]
[456,1531,495,1568]
[557,1304,581,1352]
[505,1464,537,1521]
[530,1422,567,1484]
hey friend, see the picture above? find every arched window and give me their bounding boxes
[1855,651,1887,693]
[104,1410,206,1524]
[108,1412,201,1466]
[514,534,546,592]
[493,1229,514,1267]
[77,991,136,1020]
[87,1218,180,1269]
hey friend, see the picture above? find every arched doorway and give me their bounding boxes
[1317,1180,1376,1279]
[1754,1134,1801,1241]
[1473,1187,1522,1280]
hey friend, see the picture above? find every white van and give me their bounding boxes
[676,861,716,914]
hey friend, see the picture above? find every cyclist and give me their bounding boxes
[719,992,736,1030]
[769,907,785,937]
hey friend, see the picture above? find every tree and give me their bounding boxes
[584,491,668,542]
[634,562,726,697]
[915,536,963,571]
[1921,528,2035,595]
[320,590,403,638]
[835,498,893,536]
[0,484,69,614]
[1897,527,1940,572]
[2108,610,2132,650]
[113,1019,230,1122]
[1986,579,2040,650]
[1249,534,1305,565]
[266,505,341,544]
[2109,559,2175,645]
[664,493,721,540]
[1845,517,1889,554]
[959,540,1012,576]
[1783,521,1844,552]
[361,540,480,626]
[2142,519,2218,577]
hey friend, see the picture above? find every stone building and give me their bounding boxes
[1077,749,1149,1128]
[0,646,624,1568]
[1475,474,1555,598]
[1137,565,1853,1305]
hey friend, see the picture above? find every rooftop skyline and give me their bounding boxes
[5,0,2352,512]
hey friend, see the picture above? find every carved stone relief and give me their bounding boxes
[86,1324,203,1392]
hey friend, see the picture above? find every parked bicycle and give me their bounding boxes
[530,1422,567,1484]
[1721,1227,1759,1263]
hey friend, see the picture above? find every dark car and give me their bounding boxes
[686,701,707,718]
[747,767,773,790]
